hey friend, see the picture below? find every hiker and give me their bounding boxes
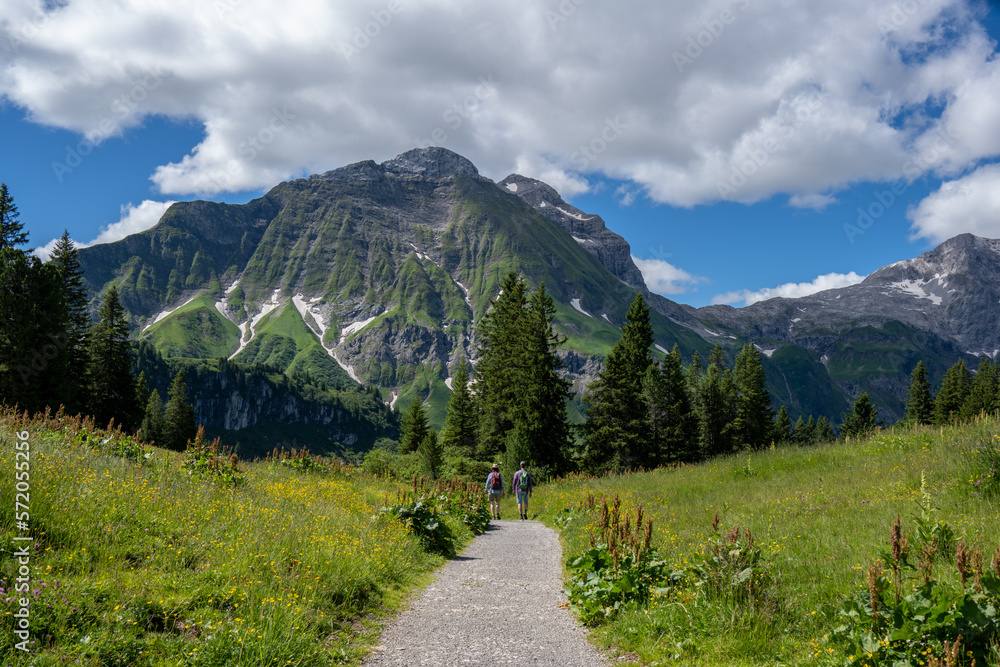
[512,461,533,520]
[485,463,503,520]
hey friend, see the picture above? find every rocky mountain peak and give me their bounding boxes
[865,233,1000,287]
[382,147,481,180]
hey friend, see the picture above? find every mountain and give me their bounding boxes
[75,147,996,442]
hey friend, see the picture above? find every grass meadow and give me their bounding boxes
[3,407,1000,665]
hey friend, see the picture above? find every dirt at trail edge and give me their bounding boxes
[362,519,610,666]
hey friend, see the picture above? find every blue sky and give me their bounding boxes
[3,0,1000,308]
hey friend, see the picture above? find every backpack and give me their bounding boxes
[518,470,529,490]
[490,472,502,490]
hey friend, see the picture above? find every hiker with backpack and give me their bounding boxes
[512,461,533,520]
[485,463,504,520]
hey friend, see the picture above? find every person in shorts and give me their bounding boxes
[485,463,503,520]
[512,461,533,520]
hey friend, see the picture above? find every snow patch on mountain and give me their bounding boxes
[505,182,518,192]
[571,298,592,317]
[144,295,198,332]
[339,311,385,344]
[891,279,943,305]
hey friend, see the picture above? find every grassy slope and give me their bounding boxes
[0,411,471,665]
[531,418,1000,666]
[140,294,242,360]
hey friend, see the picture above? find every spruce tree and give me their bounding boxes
[441,357,477,456]
[697,359,737,458]
[814,416,836,442]
[162,370,197,451]
[773,406,792,443]
[582,293,654,472]
[643,345,698,464]
[960,357,998,420]
[474,272,528,459]
[89,286,140,430]
[49,231,92,414]
[840,393,882,439]
[399,398,429,454]
[933,359,971,425]
[141,388,166,444]
[732,343,774,450]
[418,428,443,479]
[503,420,532,483]
[517,284,572,474]
[0,184,28,249]
[904,360,934,425]
[686,350,703,402]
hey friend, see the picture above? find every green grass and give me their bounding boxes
[533,418,1000,666]
[0,409,476,666]
[141,294,241,360]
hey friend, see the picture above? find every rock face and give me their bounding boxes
[499,174,648,292]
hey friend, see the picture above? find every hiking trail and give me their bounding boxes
[362,519,609,666]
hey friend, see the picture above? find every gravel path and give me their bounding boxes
[362,519,609,666]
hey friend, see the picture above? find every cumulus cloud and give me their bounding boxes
[632,256,707,295]
[2,0,999,205]
[34,200,175,260]
[908,163,1000,243]
[711,271,867,306]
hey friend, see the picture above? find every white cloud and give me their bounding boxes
[788,193,837,210]
[632,256,707,295]
[712,272,867,306]
[2,0,999,206]
[908,163,1000,243]
[34,200,175,260]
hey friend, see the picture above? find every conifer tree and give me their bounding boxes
[904,360,934,425]
[814,416,836,442]
[0,184,28,249]
[697,359,737,457]
[89,286,140,430]
[732,343,774,450]
[503,420,532,483]
[418,428,443,479]
[517,284,572,474]
[399,398,429,454]
[642,345,698,464]
[582,293,654,472]
[162,370,197,451]
[441,357,477,456]
[933,359,971,425]
[686,349,703,402]
[49,231,92,414]
[474,272,528,458]
[840,392,882,439]
[141,388,166,444]
[960,357,998,420]
[772,406,792,443]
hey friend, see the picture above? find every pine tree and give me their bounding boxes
[643,345,698,464]
[418,428,443,479]
[49,231,92,414]
[697,359,737,458]
[0,184,28,249]
[960,357,998,420]
[582,293,654,472]
[441,357,477,456]
[933,359,971,425]
[141,388,166,444]
[732,343,774,450]
[503,420,532,484]
[399,398,429,454]
[686,350,703,402]
[791,416,806,444]
[89,286,140,430]
[840,392,882,439]
[772,405,792,443]
[904,360,934,425]
[474,272,528,459]
[814,416,836,442]
[135,372,149,426]
[162,370,197,451]
[517,284,573,474]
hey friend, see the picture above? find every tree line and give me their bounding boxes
[0,184,197,450]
